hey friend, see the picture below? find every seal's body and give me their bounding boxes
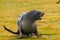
[3,10,44,38]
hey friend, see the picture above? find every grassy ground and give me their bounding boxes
[0,0,60,40]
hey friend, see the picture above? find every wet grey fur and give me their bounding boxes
[3,10,44,38]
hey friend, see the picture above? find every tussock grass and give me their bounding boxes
[0,0,60,40]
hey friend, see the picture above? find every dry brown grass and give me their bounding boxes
[0,0,60,40]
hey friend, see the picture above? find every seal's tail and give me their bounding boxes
[3,26,19,34]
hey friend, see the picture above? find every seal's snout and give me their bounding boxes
[40,12,44,17]
[42,13,44,16]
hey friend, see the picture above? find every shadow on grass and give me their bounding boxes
[1,34,60,40]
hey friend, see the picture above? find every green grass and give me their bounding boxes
[0,0,60,40]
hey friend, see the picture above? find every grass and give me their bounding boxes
[0,0,60,40]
